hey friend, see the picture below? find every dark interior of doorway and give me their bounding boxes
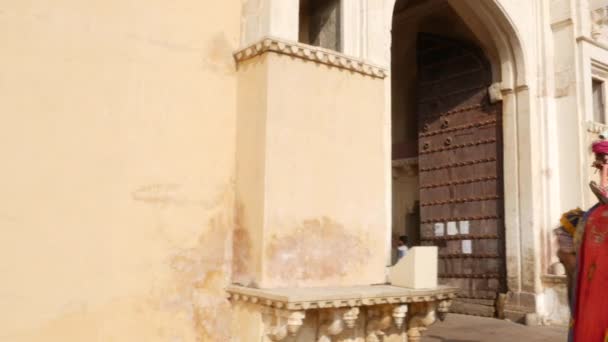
[391,0,507,318]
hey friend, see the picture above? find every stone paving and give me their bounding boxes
[422,314,567,342]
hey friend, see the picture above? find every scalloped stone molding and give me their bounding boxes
[233,37,388,79]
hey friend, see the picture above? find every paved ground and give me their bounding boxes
[421,314,568,342]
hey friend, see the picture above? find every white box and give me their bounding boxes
[389,246,438,289]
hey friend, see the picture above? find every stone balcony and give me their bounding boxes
[227,284,457,342]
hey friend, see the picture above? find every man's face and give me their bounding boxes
[392,236,399,247]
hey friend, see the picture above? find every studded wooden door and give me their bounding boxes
[416,34,506,317]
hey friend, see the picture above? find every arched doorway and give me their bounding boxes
[391,0,507,317]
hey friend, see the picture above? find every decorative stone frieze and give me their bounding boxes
[233,37,388,79]
[227,284,456,310]
[228,285,457,341]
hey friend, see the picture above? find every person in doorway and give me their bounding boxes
[397,235,409,261]
[569,136,608,341]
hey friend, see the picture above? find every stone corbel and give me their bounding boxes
[318,307,360,342]
[263,308,306,341]
[392,304,409,329]
[437,299,452,322]
[488,83,503,104]
[406,302,438,342]
[365,305,394,342]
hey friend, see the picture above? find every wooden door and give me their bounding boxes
[416,33,506,317]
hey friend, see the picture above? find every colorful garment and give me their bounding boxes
[556,208,584,254]
[570,204,608,341]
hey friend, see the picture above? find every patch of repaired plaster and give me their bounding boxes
[131,182,237,341]
[266,217,371,286]
[166,192,235,342]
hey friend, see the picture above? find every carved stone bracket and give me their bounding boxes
[392,304,409,329]
[262,308,306,341]
[366,305,394,342]
[437,299,453,322]
[318,307,360,342]
[407,302,440,342]
[488,83,503,104]
[363,304,409,342]
[233,37,388,79]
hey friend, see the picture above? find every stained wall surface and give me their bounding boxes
[0,1,240,341]
[261,53,389,288]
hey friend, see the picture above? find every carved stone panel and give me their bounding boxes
[592,6,608,44]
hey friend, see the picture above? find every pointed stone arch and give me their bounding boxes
[387,0,539,319]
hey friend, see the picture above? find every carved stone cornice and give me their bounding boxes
[226,284,457,311]
[233,37,388,79]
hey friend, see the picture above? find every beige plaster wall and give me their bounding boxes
[0,1,240,341]
[234,55,269,287]
[260,53,389,288]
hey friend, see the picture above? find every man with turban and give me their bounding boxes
[568,138,608,341]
